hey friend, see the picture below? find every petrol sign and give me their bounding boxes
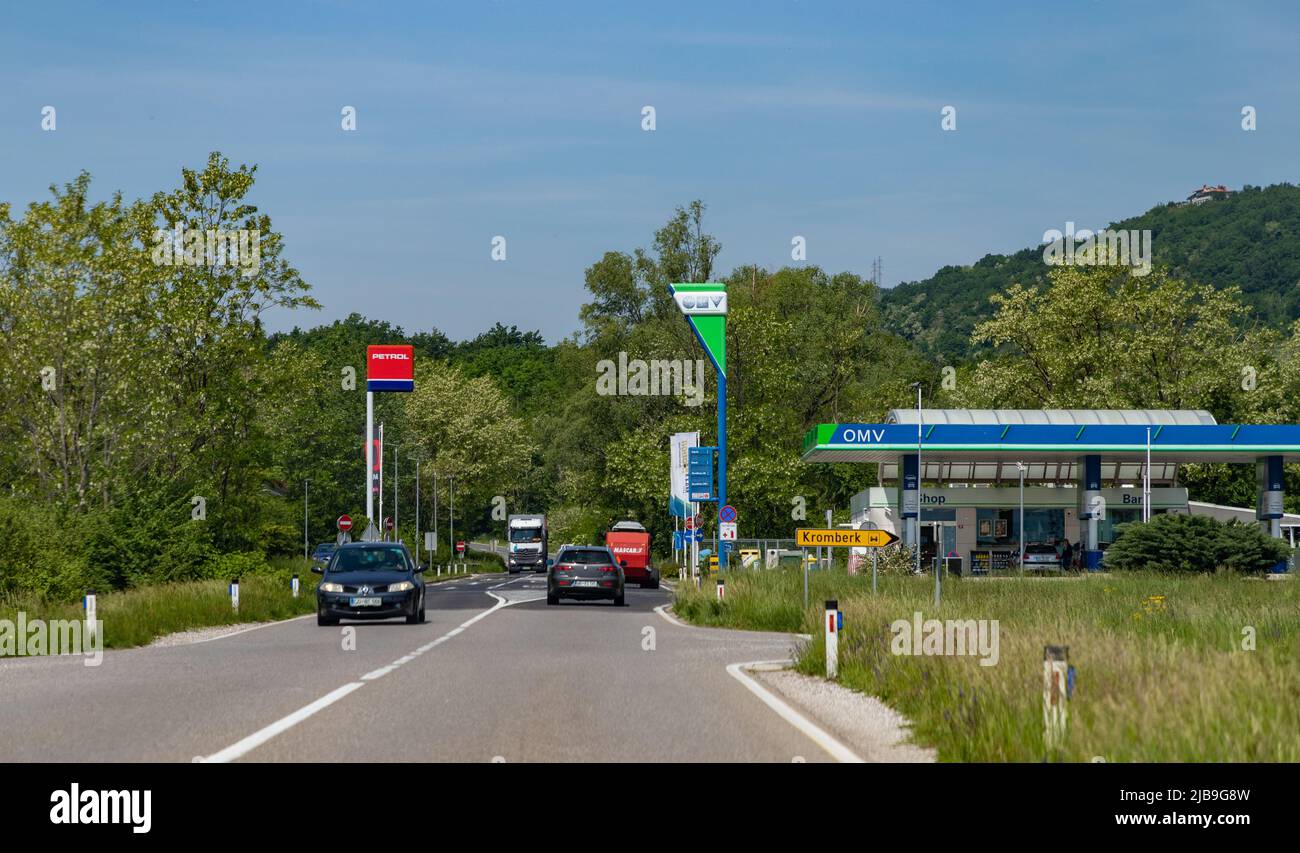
[367,345,415,392]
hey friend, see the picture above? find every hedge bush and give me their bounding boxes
[1104,513,1289,573]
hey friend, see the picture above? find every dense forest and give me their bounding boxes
[4,156,1300,599]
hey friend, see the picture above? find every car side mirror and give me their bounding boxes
[547,558,554,567]
[620,559,628,568]
[311,565,324,575]
[417,563,427,573]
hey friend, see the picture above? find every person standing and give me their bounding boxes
[1060,537,1074,571]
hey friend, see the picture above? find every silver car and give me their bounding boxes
[1022,544,1061,570]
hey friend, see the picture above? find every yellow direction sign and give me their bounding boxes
[796,528,899,548]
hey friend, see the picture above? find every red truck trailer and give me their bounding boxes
[605,520,659,589]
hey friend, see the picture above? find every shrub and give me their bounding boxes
[1105,513,1288,573]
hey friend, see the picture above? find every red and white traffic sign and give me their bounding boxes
[337,515,353,532]
[685,516,697,530]
[384,517,394,531]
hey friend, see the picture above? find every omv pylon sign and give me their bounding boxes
[367,345,414,392]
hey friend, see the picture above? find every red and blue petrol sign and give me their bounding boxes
[367,345,414,392]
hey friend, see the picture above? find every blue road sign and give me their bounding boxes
[688,446,717,502]
[719,504,737,523]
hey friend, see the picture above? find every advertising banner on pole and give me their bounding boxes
[670,431,699,517]
[370,423,383,499]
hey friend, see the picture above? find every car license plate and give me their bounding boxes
[350,596,382,607]
[572,580,598,588]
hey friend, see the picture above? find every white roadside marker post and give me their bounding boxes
[291,574,299,598]
[230,579,240,613]
[1044,645,1069,752]
[716,577,725,602]
[825,599,839,679]
[84,591,96,641]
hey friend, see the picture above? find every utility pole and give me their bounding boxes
[432,473,438,556]
[303,479,309,561]
[414,458,420,565]
[449,475,455,556]
[392,442,398,542]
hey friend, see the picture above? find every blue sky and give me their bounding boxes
[2,1,1297,343]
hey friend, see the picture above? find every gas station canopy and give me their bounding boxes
[801,409,1300,484]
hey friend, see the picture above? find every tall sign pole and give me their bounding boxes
[366,390,375,525]
[365,345,415,542]
[670,282,727,559]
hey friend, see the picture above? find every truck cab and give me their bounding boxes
[507,514,548,573]
[605,520,658,589]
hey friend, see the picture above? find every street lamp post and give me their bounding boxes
[1144,427,1152,522]
[303,479,310,561]
[910,382,923,579]
[1016,461,1026,567]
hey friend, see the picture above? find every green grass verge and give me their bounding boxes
[672,567,1300,762]
[2,571,317,650]
[1,553,503,652]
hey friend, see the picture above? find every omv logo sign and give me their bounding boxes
[673,291,727,315]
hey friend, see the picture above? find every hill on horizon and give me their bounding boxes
[879,182,1300,364]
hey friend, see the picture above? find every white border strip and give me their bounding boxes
[727,660,864,763]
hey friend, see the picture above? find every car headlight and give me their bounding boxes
[387,581,414,592]
[320,582,344,593]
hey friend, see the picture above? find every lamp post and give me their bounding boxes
[1016,461,1026,567]
[1144,427,1152,522]
[303,479,310,561]
[910,382,923,578]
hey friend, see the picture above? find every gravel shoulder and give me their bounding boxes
[753,666,937,763]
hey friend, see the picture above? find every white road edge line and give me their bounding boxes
[726,659,864,764]
[653,603,686,627]
[160,613,315,647]
[200,591,513,763]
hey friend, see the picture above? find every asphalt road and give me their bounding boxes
[0,573,832,762]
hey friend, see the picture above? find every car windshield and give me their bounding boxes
[1026,545,1056,554]
[509,527,542,543]
[331,547,408,572]
[558,549,613,565]
[313,544,335,555]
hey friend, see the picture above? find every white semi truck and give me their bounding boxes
[506,514,548,573]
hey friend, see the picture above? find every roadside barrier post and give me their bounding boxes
[1043,645,1069,751]
[291,574,300,598]
[230,579,240,613]
[84,591,96,640]
[825,599,839,679]
[802,547,809,608]
[716,577,725,602]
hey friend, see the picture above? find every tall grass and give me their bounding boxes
[1,573,317,650]
[672,567,1300,761]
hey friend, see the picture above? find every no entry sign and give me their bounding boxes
[337,515,353,532]
[367,345,415,392]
